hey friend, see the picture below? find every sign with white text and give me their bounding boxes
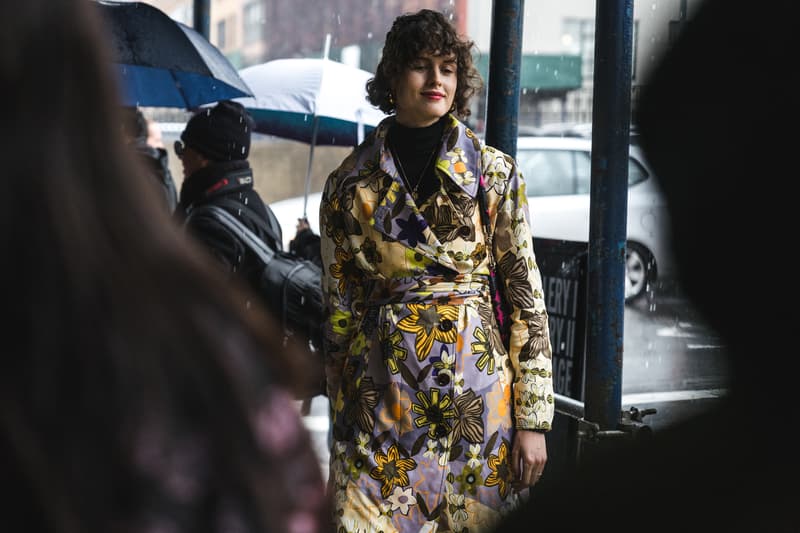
[533,238,587,401]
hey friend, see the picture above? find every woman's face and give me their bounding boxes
[393,52,457,127]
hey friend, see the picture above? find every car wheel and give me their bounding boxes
[625,242,655,304]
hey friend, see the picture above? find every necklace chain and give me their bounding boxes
[391,144,437,196]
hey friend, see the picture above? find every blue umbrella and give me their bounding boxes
[95,1,252,109]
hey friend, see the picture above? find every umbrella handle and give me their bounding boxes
[303,116,320,219]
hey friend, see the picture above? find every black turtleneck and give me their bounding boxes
[388,116,446,204]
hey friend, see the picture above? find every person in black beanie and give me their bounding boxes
[175,100,283,303]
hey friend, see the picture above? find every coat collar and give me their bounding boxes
[178,160,253,211]
[349,114,483,268]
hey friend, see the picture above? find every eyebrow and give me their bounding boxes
[413,54,457,63]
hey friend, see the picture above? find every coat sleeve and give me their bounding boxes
[484,147,555,431]
[319,172,362,401]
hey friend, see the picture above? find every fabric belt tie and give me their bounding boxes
[366,274,491,306]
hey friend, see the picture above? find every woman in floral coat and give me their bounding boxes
[319,9,554,533]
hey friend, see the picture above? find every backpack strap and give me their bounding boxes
[214,197,284,252]
[190,204,276,265]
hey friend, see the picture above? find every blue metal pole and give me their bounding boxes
[193,0,210,40]
[484,0,524,157]
[584,0,634,431]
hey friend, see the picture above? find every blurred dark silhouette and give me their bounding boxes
[0,1,330,531]
[289,217,322,268]
[120,106,179,213]
[492,0,795,530]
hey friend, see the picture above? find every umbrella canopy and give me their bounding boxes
[236,57,386,217]
[236,58,386,147]
[95,1,252,108]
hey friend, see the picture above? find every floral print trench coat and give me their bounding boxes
[320,115,554,533]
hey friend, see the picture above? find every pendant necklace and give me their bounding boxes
[390,143,437,198]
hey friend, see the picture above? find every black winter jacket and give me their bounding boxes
[289,228,322,269]
[134,143,179,213]
[177,160,282,294]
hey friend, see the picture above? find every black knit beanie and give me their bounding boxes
[181,100,254,161]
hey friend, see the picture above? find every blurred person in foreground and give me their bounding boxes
[320,9,553,531]
[0,1,329,532]
[493,0,795,531]
[120,106,179,213]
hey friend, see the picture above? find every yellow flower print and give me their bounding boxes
[383,180,401,206]
[397,304,459,360]
[471,327,495,375]
[485,441,513,499]
[411,387,457,439]
[382,328,407,375]
[369,443,418,499]
[329,308,352,337]
[322,192,359,246]
[329,246,358,295]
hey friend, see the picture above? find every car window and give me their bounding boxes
[518,148,591,196]
[628,156,649,186]
[519,146,649,194]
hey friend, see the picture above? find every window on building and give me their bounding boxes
[243,1,263,45]
[217,19,226,50]
[562,18,595,82]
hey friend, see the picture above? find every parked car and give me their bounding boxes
[516,135,672,303]
[269,135,672,304]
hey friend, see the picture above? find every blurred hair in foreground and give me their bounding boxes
[0,1,330,532]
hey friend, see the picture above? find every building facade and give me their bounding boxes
[147,0,698,129]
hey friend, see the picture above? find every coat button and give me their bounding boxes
[439,318,453,332]
[437,373,451,386]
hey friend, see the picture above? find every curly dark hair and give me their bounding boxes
[366,9,483,118]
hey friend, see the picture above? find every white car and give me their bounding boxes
[270,135,672,303]
[516,135,673,303]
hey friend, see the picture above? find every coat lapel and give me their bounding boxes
[362,116,485,270]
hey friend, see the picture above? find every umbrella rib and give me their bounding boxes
[172,71,194,110]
